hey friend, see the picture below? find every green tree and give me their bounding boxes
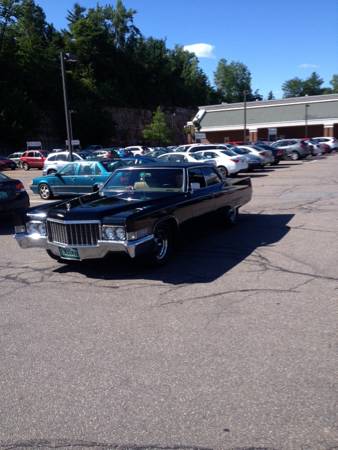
[330,74,338,93]
[282,77,304,97]
[303,72,324,95]
[214,58,253,103]
[267,90,275,100]
[142,107,171,145]
[282,72,325,97]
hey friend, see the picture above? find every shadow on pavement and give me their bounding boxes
[55,212,294,285]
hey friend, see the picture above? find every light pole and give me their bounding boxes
[60,51,73,160]
[243,90,248,143]
[305,104,310,138]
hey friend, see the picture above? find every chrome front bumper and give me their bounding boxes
[14,232,155,260]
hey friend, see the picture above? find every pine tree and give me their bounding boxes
[142,107,171,145]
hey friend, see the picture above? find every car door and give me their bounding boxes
[53,163,79,196]
[185,167,213,218]
[77,163,100,194]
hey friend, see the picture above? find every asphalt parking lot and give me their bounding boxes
[0,157,337,450]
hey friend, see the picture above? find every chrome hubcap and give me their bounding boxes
[154,231,168,260]
[40,185,50,199]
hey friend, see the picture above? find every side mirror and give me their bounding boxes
[93,183,103,192]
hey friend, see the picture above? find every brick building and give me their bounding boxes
[190,93,338,143]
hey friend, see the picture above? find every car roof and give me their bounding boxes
[115,162,213,169]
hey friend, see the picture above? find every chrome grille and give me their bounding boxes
[47,220,100,246]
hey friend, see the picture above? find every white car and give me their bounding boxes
[236,145,274,165]
[43,151,84,175]
[194,149,248,177]
[310,137,338,151]
[124,146,151,156]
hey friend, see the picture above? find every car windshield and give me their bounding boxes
[220,150,237,156]
[100,160,125,172]
[174,146,188,152]
[103,168,184,192]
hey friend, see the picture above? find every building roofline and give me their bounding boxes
[198,93,338,111]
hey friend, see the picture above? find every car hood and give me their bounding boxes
[47,190,185,222]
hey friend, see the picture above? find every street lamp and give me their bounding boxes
[243,90,248,143]
[305,104,310,138]
[60,52,77,160]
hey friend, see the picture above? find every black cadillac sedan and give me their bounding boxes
[0,172,30,223]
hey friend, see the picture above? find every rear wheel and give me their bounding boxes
[290,151,300,161]
[22,162,30,171]
[217,165,228,178]
[38,183,53,200]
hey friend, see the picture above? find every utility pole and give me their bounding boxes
[305,104,310,138]
[243,90,248,143]
[60,51,73,160]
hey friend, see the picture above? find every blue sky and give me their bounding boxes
[38,0,338,99]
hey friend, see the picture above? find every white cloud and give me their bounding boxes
[183,43,215,58]
[298,63,319,69]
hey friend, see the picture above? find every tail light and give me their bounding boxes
[259,151,267,156]
[232,158,240,163]
[15,181,25,193]
[277,150,283,156]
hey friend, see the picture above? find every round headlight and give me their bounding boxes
[104,226,115,240]
[38,222,46,236]
[26,222,38,234]
[115,227,126,241]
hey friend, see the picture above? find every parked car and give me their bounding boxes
[194,149,248,177]
[308,137,338,152]
[43,151,85,175]
[303,139,329,156]
[148,147,171,158]
[31,160,125,199]
[0,172,29,220]
[7,152,24,168]
[231,147,265,170]
[124,146,151,156]
[253,143,285,164]
[20,150,48,170]
[90,148,120,159]
[15,163,252,265]
[0,155,17,170]
[270,139,310,160]
[157,152,203,163]
[236,145,274,165]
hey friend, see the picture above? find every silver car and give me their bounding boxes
[270,139,310,160]
[43,151,84,175]
[7,152,24,168]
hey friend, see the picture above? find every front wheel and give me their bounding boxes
[22,162,30,171]
[145,224,174,266]
[224,206,239,226]
[38,183,53,200]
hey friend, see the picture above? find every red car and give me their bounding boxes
[20,150,48,170]
[0,156,17,170]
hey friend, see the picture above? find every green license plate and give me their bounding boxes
[59,247,80,260]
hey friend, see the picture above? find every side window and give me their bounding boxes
[73,154,81,161]
[94,164,102,175]
[35,152,41,157]
[188,168,206,189]
[48,155,57,161]
[204,151,217,159]
[27,151,34,157]
[57,154,68,161]
[168,154,184,162]
[201,166,222,186]
[59,164,77,176]
[78,164,95,176]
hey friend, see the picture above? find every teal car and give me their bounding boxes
[31,160,124,199]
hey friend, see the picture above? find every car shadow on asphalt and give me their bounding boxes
[55,212,294,285]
